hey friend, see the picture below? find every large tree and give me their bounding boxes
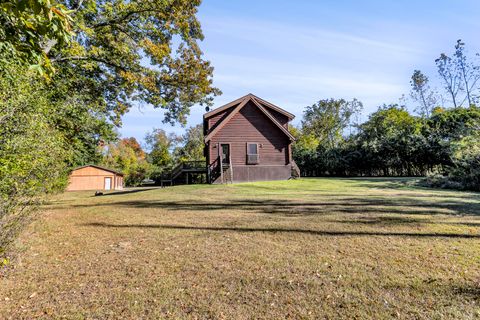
[302,98,363,148]
[48,0,220,126]
[454,40,480,107]
[102,137,150,186]
[435,40,480,108]
[175,124,205,161]
[0,0,73,74]
[357,105,424,176]
[145,128,180,168]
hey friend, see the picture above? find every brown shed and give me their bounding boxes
[204,94,296,183]
[67,165,124,191]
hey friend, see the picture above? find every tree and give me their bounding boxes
[448,134,480,190]
[0,0,222,262]
[0,0,73,75]
[175,124,205,161]
[410,70,438,118]
[435,40,480,108]
[302,98,363,149]
[357,105,424,176]
[436,52,462,108]
[454,39,480,107]
[291,126,319,177]
[0,61,70,261]
[41,72,118,167]
[145,129,180,168]
[121,137,145,159]
[47,0,220,125]
[102,137,150,186]
[423,105,480,169]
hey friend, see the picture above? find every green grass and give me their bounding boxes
[1,178,480,319]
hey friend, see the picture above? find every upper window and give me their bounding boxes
[247,143,259,164]
[248,143,258,155]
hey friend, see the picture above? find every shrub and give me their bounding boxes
[0,63,70,262]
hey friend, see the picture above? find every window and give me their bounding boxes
[247,143,259,164]
[248,143,258,155]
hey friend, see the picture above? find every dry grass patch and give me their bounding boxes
[1,178,480,319]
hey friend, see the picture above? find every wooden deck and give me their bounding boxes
[160,161,207,186]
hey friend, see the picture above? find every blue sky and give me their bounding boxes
[120,0,480,143]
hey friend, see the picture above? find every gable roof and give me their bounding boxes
[249,98,296,141]
[204,94,296,143]
[203,93,295,120]
[72,164,124,176]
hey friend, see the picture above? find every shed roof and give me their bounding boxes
[72,164,124,176]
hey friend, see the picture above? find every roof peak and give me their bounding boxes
[204,94,295,120]
[204,95,296,143]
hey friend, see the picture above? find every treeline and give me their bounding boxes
[101,125,205,186]
[0,1,217,262]
[293,40,480,191]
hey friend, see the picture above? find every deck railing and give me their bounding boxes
[160,160,207,186]
[182,161,206,170]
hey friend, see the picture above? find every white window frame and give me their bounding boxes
[246,142,259,164]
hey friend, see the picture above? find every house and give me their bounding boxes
[203,93,296,183]
[67,165,124,191]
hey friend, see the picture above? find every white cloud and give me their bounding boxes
[120,2,480,143]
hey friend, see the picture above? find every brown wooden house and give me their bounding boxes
[204,94,296,183]
[67,165,124,191]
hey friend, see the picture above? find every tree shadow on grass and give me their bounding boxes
[99,188,160,197]
[351,178,480,198]
[67,196,480,217]
[453,284,480,300]
[328,216,480,228]
[81,222,480,239]
[329,216,428,225]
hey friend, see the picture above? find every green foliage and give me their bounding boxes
[145,128,179,169]
[0,61,70,257]
[175,124,205,162]
[294,40,480,190]
[102,137,151,186]
[0,0,73,75]
[291,126,319,176]
[2,0,220,122]
[355,105,425,176]
[302,98,362,148]
[437,131,480,191]
[144,124,205,184]
[0,0,220,262]
[294,102,480,190]
[48,0,220,125]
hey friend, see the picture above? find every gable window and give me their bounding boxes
[247,143,259,164]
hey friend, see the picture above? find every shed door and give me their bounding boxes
[104,177,112,190]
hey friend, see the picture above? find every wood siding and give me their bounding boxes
[67,166,123,191]
[232,165,291,182]
[205,99,293,183]
[268,108,289,129]
[208,107,234,134]
[209,101,290,166]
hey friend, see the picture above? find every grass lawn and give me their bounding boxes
[1,178,480,319]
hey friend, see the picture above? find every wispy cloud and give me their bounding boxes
[120,1,480,142]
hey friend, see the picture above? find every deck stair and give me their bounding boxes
[206,156,233,184]
[160,161,207,186]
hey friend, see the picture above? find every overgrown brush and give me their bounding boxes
[0,63,70,264]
